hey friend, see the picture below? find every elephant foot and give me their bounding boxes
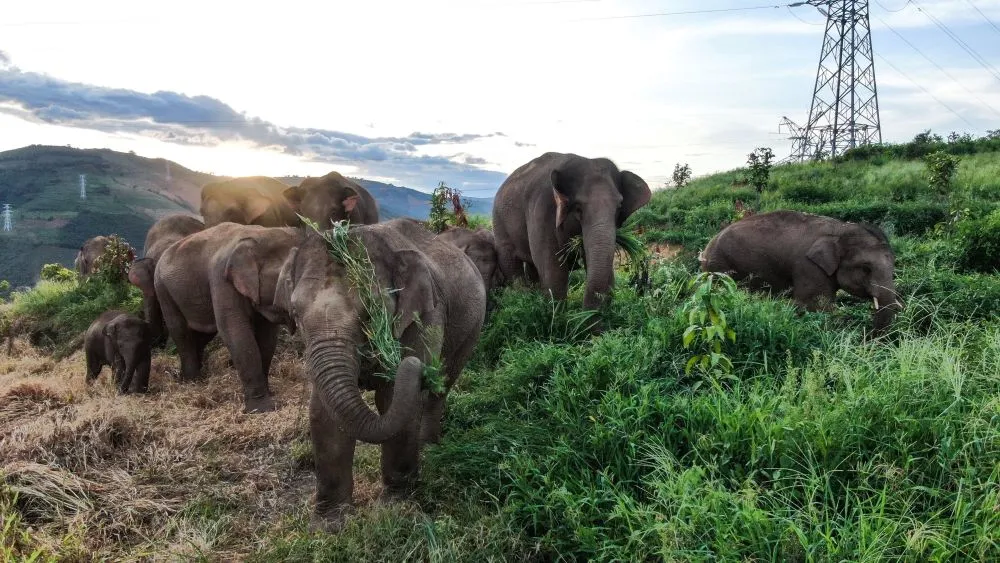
[243,394,276,414]
[378,480,417,504]
[310,503,354,534]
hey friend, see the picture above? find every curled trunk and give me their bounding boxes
[306,336,423,443]
[582,219,617,310]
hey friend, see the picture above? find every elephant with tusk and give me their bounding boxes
[700,210,903,334]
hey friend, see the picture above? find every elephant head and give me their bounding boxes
[103,314,152,392]
[283,171,377,228]
[274,232,427,443]
[200,176,299,228]
[75,236,110,277]
[435,227,502,292]
[805,223,902,334]
[550,158,651,309]
[127,258,163,341]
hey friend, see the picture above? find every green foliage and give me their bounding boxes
[925,150,961,197]
[91,234,136,286]
[745,147,774,193]
[672,162,692,187]
[464,214,492,230]
[427,181,470,233]
[680,272,737,379]
[954,208,1000,273]
[39,263,76,283]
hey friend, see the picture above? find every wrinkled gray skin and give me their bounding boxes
[74,236,110,277]
[492,152,651,310]
[434,226,502,293]
[84,310,152,394]
[154,223,301,413]
[284,171,379,228]
[273,218,486,530]
[200,176,300,228]
[128,215,206,345]
[700,210,903,334]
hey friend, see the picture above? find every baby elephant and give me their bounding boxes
[435,226,503,293]
[84,310,153,394]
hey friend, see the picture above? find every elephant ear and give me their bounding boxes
[618,170,652,223]
[273,247,299,318]
[343,189,361,215]
[225,238,262,306]
[283,185,304,207]
[103,321,118,340]
[128,258,156,297]
[390,249,439,340]
[245,197,273,225]
[551,170,570,228]
[806,236,841,277]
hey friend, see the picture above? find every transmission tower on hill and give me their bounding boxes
[788,0,882,161]
[79,174,87,200]
[2,204,12,232]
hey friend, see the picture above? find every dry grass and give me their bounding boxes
[0,335,387,561]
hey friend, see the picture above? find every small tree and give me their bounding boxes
[428,181,469,233]
[671,163,692,188]
[746,147,774,193]
[925,150,960,199]
[92,234,136,286]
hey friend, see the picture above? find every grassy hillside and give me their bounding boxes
[3,133,1000,561]
[0,146,497,288]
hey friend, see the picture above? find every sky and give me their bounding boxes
[1,0,999,195]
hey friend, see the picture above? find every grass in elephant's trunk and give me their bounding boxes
[303,217,445,393]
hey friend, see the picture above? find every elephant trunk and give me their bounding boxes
[144,297,164,343]
[872,283,902,335]
[581,218,617,310]
[306,334,423,444]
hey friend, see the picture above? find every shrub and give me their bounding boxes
[39,263,76,283]
[955,208,1000,273]
[746,147,774,193]
[925,151,961,197]
[672,163,692,187]
[91,234,136,286]
[779,182,838,204]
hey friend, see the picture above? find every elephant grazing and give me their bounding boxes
[84,310,152,394]
[282,171,379,228]
[128,214,206,345]
[75,235,126,277]
[492,152,651,310]
[434,226,502,293]
[700,210,903,334]
[274,218,486,529]
[153,223,301,413]
[199,176,300,228]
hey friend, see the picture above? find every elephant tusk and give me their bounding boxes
[872,296,880,310]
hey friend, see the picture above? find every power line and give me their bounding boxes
[873,0,912,13]
[875,52,976,128]
[567,4,786,23]
[874,13,1000,119]
[965,0,1000,37]
[911,0,1000,83]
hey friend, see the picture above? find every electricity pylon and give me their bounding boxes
[2,204,12,232]
[788,0,882,161]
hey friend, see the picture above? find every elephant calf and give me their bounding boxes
[84,310,152,394]
[700,210,903,333]
[434,226,502,293]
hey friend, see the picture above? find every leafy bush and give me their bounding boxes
[779,182,838,204]
[955,208,1000,273]
[92,234,136,286]
[925,151,961,197]
[39,263,76,283]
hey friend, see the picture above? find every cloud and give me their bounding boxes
[0,63,508,190]
[514,141,536,147]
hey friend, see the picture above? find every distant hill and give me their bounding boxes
[0,145,495,288]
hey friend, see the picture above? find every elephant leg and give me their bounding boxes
[159,291,203,382]
[194,331,215,369]
[309,390,356,525]
[85,351,102,383]
[118,362,135,394]
[253,315,280,379]
[497,243,526,285]
[421,330,476,445]
[375,381,422,498]
[524,262,540,284]
[216,309,273,413]
[130,355,151,393]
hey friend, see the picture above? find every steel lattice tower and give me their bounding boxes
[790,0,882,161]
[2,204,12,232]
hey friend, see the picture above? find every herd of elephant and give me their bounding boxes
[73,151,903,529]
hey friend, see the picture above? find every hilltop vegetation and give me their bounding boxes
[0,146,493,288]
[2,132,1000,561]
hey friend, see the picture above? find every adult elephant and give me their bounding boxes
[199,176,299,228]
[154,223,300,413]
[700,210,903,334]
[283,171,379,227]
[492,152,651,310]
[128,214,206,344]
[274,218,486,529]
